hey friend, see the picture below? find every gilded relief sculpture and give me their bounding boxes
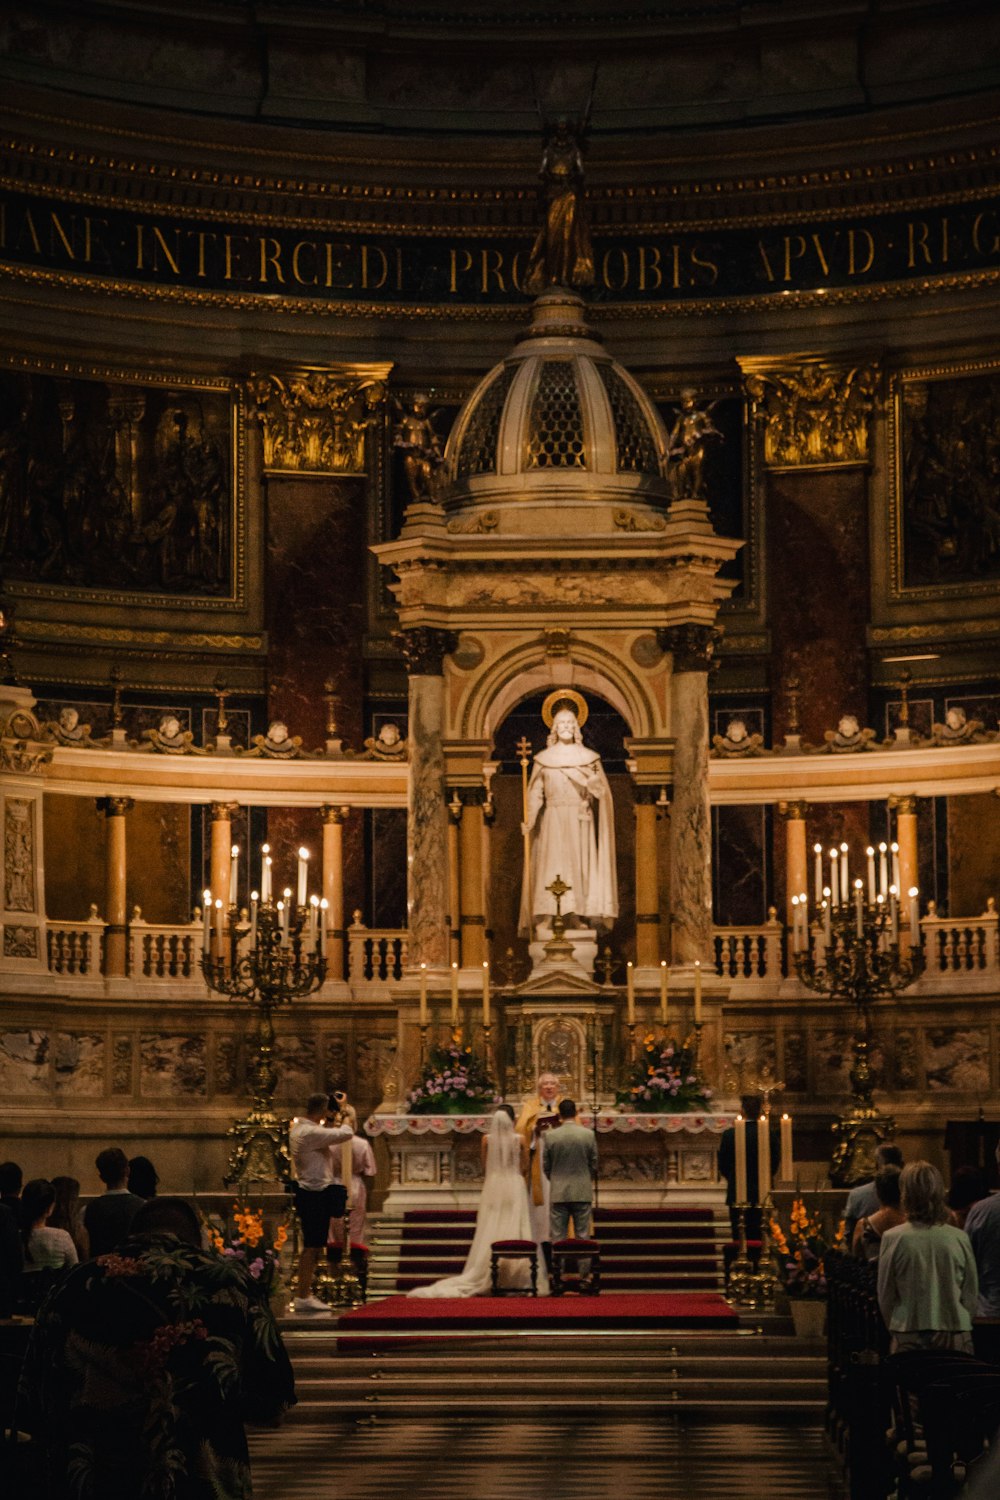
[250,371,384,475]
[524,115,595,295]
[743,359,878,469]
[392,394,446,503]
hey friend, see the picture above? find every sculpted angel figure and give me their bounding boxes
[667,391,723,500]
[524,116,595,295]
[518,692,617,936]
[393,394,445,503]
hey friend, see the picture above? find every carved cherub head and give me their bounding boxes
[59,706,79,733]
[377,722,401,748]
[837,714,860,740]
[725,718,748,743]
[945,706,967,731]
[267,721,289,745]
[159,715,182,742]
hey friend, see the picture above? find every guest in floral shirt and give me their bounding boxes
[17,1196,295,1499]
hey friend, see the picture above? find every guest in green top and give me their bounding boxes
[877,1160,979,1354]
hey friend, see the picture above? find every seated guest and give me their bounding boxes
[852,1165,904,1261]
[21,1179,78,1272]
[83,1147,144,1257]
[948,1165,989,1231]
[0,1197,22,1317]
[127,1155,159,1200]
[49,1176,90,1262]
[963,1144,1000,1363]
[877,1160,978,1353]
[717,1095,779,1240]
[0,1159,23,1224]
[17,1195,295,1500]
[843,1143,904,1241]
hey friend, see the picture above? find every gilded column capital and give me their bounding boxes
[321,804,350,825]
[888,793,920,816]
[247,370,387,475]
[209,800,240,820]
[99,796,134,817]
[657,623,719,672]
[741,356,879,469]
[777,799,809,821]
[400,626,459,676]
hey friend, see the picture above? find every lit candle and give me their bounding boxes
[791,895,801,952]
[694,960,702,1025]
[813,843,823,904]
[482,960,490,1026]
[854,878,863,938]
[780,1112,793,1181]
[214,897,224,948]
[659,960,669,1025]
[626,961,635,1024]
[309,894,319,950]
[889,888,899,945]
[202,889,212,954]
[734,1115,748,1203]
[282,889,292,941]
[839,842,849,903]
[228,844,239,906]
[297,847,309,908]
[319,897,328,954]
[419,962,427,1025]
[866,846,876,904]
[878,841,888,896]
[829,848,839,906]
[757,1111,772,1202]
[249,890,259,945]
[891,841,901,894]
[261,843,271,902]
[450,961,460,1025]
[908,886,919,946]
[822,894,832,945]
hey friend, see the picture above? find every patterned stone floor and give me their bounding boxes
[249,1416,846,1500]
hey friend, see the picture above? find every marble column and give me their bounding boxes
[779,800,809,927]
[892,794,920,904]
[402,627,456,970]
[459,789,487,969]
[660,625,717,966]
[209,801,237,907]
[633,787,661,967]
[447,792,462,968]
[321,804,349,980]
[100,796,133,977]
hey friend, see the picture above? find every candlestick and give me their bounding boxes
[813,843,823,905]
[829,848,839,906]
[297,847,309,908]
[278,899,288,943]
[482,960,490,1026]
[626,961,635,1024]
[839,842,849,903]
[249,890,259,946]
[780,1112,793,1180]
[450,961,460,1026]
[659,960,669,1024]
[891,841,901,894]
[419,962,428,1025]
[319,897,328,954]
[757,1111,772,1201]
[822,893,832,945]
[908,886,920,946]
[734,1114,748,1203]
[890,889,899,945]
[866,846,876,904]
[694,960,702,1024]
[202,890,212,955]
[878,841,888,896]
[229,844,239,906]
[854,878,863,938]
[260,844,271,903]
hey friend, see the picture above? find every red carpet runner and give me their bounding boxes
[338,1292,737,1334]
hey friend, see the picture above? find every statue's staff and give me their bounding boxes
[516,735,533,935]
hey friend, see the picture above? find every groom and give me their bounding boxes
[543,1098,598,1283]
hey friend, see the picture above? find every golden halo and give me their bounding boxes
[541,688,589,728]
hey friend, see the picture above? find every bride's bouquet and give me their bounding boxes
[407,1040,500,1115]
[616,1033,714,1113]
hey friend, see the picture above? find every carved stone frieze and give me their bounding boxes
[712,718,766,757]
[0,740,52,775]
[4,798,35,913]
[743,358,879,468]
[657,623,719,672]
[399,626,459,675]
[248,371,386,475]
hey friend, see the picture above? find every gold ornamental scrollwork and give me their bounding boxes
[742,357,879,469]
[247,370,389,475]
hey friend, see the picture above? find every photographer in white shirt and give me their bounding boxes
[289,1091,353,1314]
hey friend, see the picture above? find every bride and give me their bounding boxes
[408,1107,549,1297]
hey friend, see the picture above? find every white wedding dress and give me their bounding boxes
[408,1110,549,1297]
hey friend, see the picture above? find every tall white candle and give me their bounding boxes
[482,961,490,1026]
[319,898,328,954]
[249,891,259,946]
[261,844,271,902]
[214,897,224,947]
[450,961,460,1026]
[229,844,239,906]
[854,879,863,938]
[878,842,888,896]
[780,1113,793,1181]
[419,962,427,1025]
[840,842,849,903]
[694,960,703,1024]
[866,846,876,903]
[823,894,832,945]
[626,961,635,1024]
[308,894,319,950]
[734,1115,748,1203]
[297,847,309,908]
[279,896,289,943]
[829,849,839,906]
[891,841,901,894]
[890,890,899,945]
[791,895,801,952]
[659,960,669,1024]
[813,843,823,905]
[757,1112,771,1202]
[202,890,212,955]
[908,886,919,946]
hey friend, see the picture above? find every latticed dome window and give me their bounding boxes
[597,364,660,475]
[455,363,516,477]
[525,360,587,469]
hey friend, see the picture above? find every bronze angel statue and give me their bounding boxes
[524,79,597,295]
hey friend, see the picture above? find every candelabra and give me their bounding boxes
[791,844,924,1185]
[201,882,327,1185]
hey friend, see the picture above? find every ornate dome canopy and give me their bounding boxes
[443,290,670,518]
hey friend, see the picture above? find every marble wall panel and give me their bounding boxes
[53,1031,105,1096]
[0,1030,49,1094]
[783,1031,808,1092]
[891,1028,921,1091]
[43,793,105,922]
[924,1027,990,1092]
[111,1036,134,1095]
[275,1033,317,1101]
[712,804,767,925]
[323,1035,350,1097]
[139,1034,207,1098]
[129,801,191,925]
[948,793,1000,919]
[213,1035,240,1095]
[369,808,408,929]
[724,1029,777,1087]
[814,1027,865,1094]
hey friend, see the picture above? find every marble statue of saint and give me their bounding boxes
[518,693,617,935]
